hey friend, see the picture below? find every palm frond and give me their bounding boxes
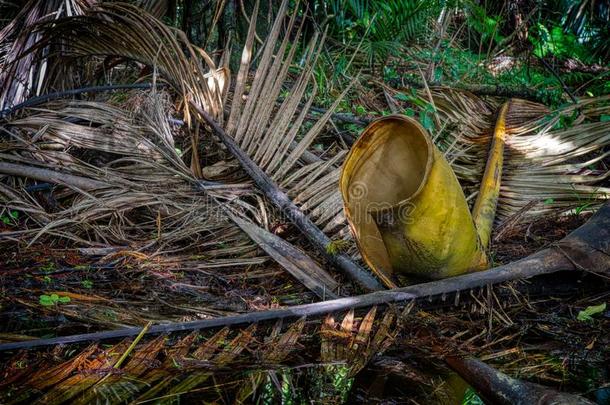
[29,2,225,124]
[0,306,400,404]
[430,90,610,222]
[0,94,260,262]
[1,2,351,297]
[0,0,96,110]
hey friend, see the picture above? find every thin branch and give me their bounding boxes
[0,162,109,190]
[0,83,161,118]
[391,76,550,103]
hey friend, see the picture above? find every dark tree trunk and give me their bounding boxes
[182,0,193,42]
[166,0,176,25]
[218,0,236,54]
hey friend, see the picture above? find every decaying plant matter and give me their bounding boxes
[0,0,609,403]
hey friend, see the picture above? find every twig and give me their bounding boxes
[0,83,161,118]
[537,56,578,103]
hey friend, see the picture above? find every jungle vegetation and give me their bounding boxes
[0,0,609,404]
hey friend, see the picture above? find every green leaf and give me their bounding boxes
[462,387,484,405]
[9,210,18,219]
[600,115,610,122]
[404,107,415,117]
[395,93,410,102]
[577,303,606,322]
[543,198,554,205]
[39,294,70,306]
[355,105,367,115]
[420,113,434,131]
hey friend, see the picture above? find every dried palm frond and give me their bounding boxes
[30,2,226,124]
[0,0,352,297]
[429,90,610,222]
[0,306,401,404]
[14,0,365,278]
[499,97,610,220]
[0,92,335,329]
[2,0,377,290]
[0,0,96,110]
[19,1,228,179]
[0,94,257,259]
[209,0,363,262]
[2,96,341,300]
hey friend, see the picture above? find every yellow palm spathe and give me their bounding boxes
[340,115,489,287]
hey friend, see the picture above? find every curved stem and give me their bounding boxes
[472,101,509,250]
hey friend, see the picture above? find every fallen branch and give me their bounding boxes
[190,102,385,292]
[0,162,109,190]
[446,356,596,404]
[0,83,159,119]
[1,201,607,351]
[392,76,550,103]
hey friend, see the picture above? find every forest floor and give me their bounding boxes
[1,206,607,403]
[1,1,609,403]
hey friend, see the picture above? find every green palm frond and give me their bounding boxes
[327,0,438,65]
